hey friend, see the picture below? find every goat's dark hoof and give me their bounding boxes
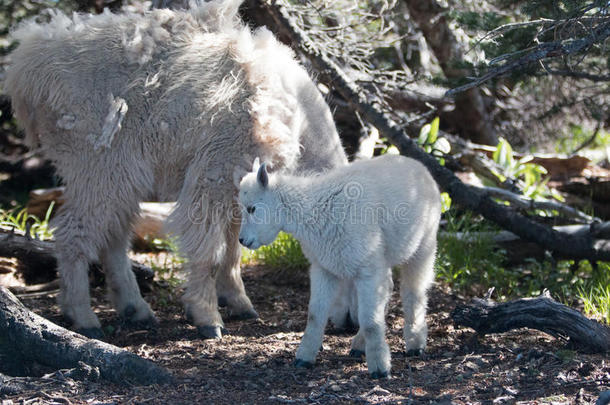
[228,308,259,321]
[294,359,313,369]
[121,306,158,330]
[197,325,223,339]
[217,296,228,307]
[122,304,137,319]
[370,370,389,379]
[344,312,359,332]
[76,327,104,340]
[349,349,365,359]
[406,348,424,357]
[125,316,159,331]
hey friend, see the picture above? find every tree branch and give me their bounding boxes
[447,21,610,95]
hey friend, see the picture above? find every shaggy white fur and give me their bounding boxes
[238,155,441,378]
[4,0,347,338]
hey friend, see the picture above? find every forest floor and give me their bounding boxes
[0,260,608,405]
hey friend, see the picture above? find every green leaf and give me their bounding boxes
[386,145,400,155]
[440,192,452,213]
[418,123,431,146]
[435,137,451,154]
[429,117,440,144]
[493,138,513,169]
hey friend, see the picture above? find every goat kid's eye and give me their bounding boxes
[246,206,255,214]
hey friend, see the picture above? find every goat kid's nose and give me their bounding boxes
[239,237,244,244]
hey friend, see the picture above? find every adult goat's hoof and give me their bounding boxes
[197,325,223,339]
[406,348,424,357]
[228,308,259,321]
[217,296,228,307]
[121,306,158,330]
[294,359,313,369]
[370,370,389,379]
[76,327,104,340]
[124,316,159,331]
[349,349,365,359]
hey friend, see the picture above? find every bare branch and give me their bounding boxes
[447,21,610,96]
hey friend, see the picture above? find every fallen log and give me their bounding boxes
[25,188,173,248]
[452,290,610,353]
[0,229,154,290]
[0,286,172,385]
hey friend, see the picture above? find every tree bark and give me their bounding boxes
[403,0,498,145]
[0,286,172,385]
[452,292,610,353]
[244,0,610,262]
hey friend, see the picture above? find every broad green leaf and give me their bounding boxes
[440,192,452,213]
[418,123,431,146]
[429,117,440,144]
[435,137,451,154]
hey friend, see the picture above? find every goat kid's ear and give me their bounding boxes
[252,157,261,173]
[257,162,269,188]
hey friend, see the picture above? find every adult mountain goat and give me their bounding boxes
[4,0,347,339]
[238,155,441,378]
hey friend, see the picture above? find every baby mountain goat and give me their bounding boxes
[239,155,441,378]
[4,0,347,339]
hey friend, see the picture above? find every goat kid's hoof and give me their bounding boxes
[228,308,259,321]
[217,296,228,307]
[370,370,390,379]
[197,325,223,339]
[294,359,313,369]
[406,348,424,357]
[76,327,104,340]
[349,349,365,360]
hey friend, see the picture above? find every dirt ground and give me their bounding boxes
[1,263,609,405]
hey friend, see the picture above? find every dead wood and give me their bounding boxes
[8,279,59,295]
[0,286,172,385]
[25,188,172,249]
[452,291,610,353]
[0,230,154,290]
[246,0,610,262]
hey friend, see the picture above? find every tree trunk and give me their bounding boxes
[403,0,498,145]
[0,286,172,385]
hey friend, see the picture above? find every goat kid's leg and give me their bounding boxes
[400,240,436,356]
[349,328,366,360]
[355,269,392,378]
[216,219,257,320]
[295,265,338,368]
[329,279,358,331]
[102,234,156,327]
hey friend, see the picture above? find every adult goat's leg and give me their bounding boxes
[215,214,257,320]
[102,232,156,326]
